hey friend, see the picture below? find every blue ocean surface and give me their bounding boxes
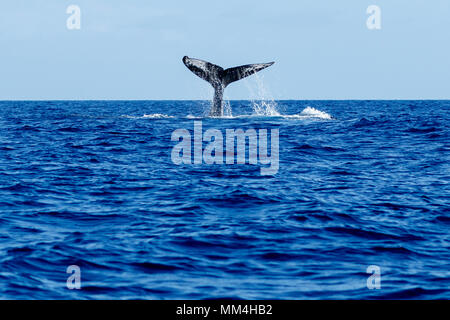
[0,100,448,299]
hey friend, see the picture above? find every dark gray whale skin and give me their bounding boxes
[182,56,274,116]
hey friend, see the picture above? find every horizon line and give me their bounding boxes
[0,98,449,102]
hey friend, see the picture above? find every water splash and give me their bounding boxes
[221,98,233,117]
[243,73,279,116]
[299,106,332,119]
[252,100,280,116]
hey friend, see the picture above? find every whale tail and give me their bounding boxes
[182,56,274,116]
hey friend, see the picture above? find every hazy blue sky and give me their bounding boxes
[0,0,449,100]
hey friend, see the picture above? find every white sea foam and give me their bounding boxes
[186,114,203,119]
[124,107,332,120]
[295,107,332,120]
[121,113,175,119]
[142,113,174,118]
[203,107,332,120]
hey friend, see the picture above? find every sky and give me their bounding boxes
[0,0,449,100]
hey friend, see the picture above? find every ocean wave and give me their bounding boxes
[0,100,448,300]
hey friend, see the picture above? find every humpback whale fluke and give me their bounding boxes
[182,56,275,117]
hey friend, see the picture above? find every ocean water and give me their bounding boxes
[0,100,448,299]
